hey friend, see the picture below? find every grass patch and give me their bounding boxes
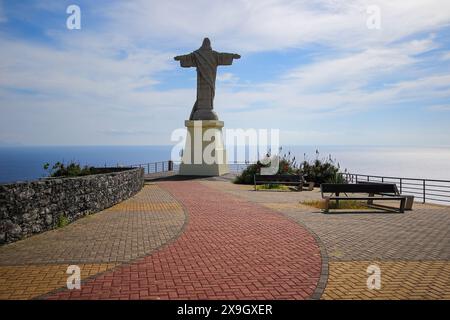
[301,199,368,210]
[256,184,291,191]
[57,215,69,228]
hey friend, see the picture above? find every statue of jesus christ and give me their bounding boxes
[174,38,241,120]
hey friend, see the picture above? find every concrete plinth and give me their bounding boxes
[179,120,229,176]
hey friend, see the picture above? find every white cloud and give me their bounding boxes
[1,33,449,145]
[0,35,195,145]
[217,72,239,83]
[0,38,173,96]
[100,0,450,52]
[427,105,450,112]
[214,37,446,116]
[1,0,450,145]
[284,47,415,91]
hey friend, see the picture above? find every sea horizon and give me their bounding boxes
[1,144,450,184]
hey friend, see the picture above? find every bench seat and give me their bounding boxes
[254,174,313,191]
[321,183,407,213]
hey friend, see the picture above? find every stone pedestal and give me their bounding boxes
[179,120,229,176]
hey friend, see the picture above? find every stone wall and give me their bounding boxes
[0,167,144,245]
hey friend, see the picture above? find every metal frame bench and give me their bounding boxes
[254,174,314,191]
[320,183,406,213]
[356,181,414,210]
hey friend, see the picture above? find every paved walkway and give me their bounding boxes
[0,178,449,300]
[203,181,450,299]
[46,181,322,300]
[0,184,185,299]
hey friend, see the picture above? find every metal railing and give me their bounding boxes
[130,160,175,174]
[343,173,450,204]
[130,160,253,175]
[128,162,450,205]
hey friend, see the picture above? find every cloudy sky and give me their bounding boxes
[0,0,450,146]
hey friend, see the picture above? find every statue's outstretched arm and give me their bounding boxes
[174,53,195,67]
[217,52,241,65]
[174,54,188,61]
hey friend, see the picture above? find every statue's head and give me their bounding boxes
[200,38,212,50]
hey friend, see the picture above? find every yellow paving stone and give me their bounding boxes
[323,260,450,300]
[107,201,182,212]
[0,263,116,300]
[0,185,186,266]
[262,202,303,210]
[0,184,187,300]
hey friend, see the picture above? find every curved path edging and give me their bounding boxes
[46,181,322,300]
[224,197,329,300]
[35,183,189,300]
[199,181,329,300]
[300,223,329,300]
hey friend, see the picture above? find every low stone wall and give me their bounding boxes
[0,167,144,245]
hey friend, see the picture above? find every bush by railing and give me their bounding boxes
[43,161,95,177]
[233,148,341,185]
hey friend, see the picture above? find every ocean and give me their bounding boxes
[1,145,450,184]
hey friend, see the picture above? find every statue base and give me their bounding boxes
[179,120,229,176]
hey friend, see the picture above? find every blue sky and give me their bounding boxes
[0,0,450,146]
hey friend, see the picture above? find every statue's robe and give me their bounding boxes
[177,49,236,120]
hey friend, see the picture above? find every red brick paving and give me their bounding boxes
[47,181,322,300]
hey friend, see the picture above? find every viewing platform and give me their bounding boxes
[1,172,449,300]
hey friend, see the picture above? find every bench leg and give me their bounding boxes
[367,193,374,205]
[324,197,330,214]
[399,198,405,213]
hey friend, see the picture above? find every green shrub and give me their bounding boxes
[326,172,348,184]
[233,163,260,184]
[300,159,340,186]
[43,161,95,177]
[234,148,343,186]
[234,148,300,184]
[278,158,299,175]
[57,215,69,228]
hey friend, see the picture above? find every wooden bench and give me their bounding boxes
[254,174,314,191]
[356,181,414,210]
[320,183,406,213]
